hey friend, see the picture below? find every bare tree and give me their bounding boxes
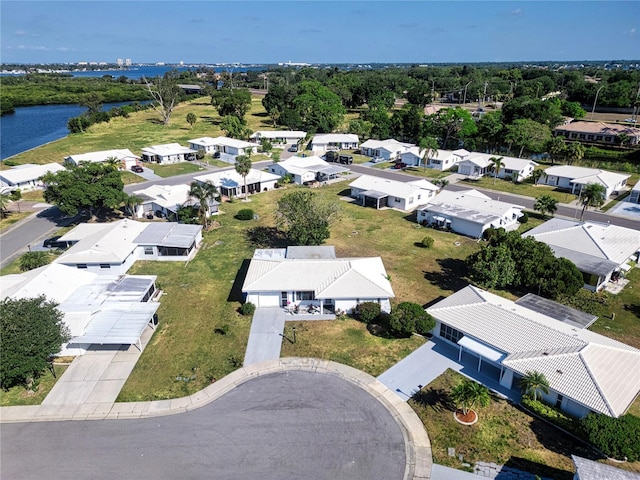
[143,71,181,125]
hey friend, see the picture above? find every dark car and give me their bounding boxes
[338,155,353,165]
[131,165,144,173]
[212,151,221,159]
[43,236,71,250]
[393,162,408,169]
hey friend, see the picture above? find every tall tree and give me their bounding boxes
[489,156,504,184]
[275,190,341,245]
[234,154,252,200]
[143,70,181,125]
[292,80,346,133]
[531,168,545,186]
[419,137,439,170]
[79,92,104,115]
[123,194,143,219]
[220,115,251,139]
[211,87,252,119]
[520,371,550,402]
[450,379,491,417]
[186,112,197,129]
[579,182,606,220]
[566,142,585,165]
[506,119,551,157]
[0,192,12,218]
[0,296,70,390]
[188,180,218,228]
[533,194,558,217]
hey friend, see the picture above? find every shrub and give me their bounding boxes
[521,397,578,435]
[356,302,381,324]
[240,302,256,316]
[518,211,529,224]
[389,302,435,337]
[580,413,640,461]
[236,208,254,221]
[420,236,434,248]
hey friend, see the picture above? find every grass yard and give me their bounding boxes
[0,210,33,233]
[457,176,578,204]
[409,369,640,478]
[0,365,68,406]
[145,161,206,178]
[120,171,143,185]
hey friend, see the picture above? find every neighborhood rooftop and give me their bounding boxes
[421,189,525,225]
[0,163,65,186]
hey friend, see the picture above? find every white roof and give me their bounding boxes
[360,138,413,152]
[242,252,394,300]
[194,168,280,188]
[250,130,306,140]
[544,165,630,187]
[188,136,255,149]
[572,455,640,480]
[350,174,438,199]
[274,156,348,176]
[460,153,537,171]
[141,143,196,156]
[312,133,359,144]
[133,184,192,210]
[0,163,65,185]
[421,189,524,225]
[524,218,640,267]
[64,149,139,164]
[428,285,640,417]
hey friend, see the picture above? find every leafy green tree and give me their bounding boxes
[0,296,70,390]
[275,190,340,245]
[432,107,477,149]
[292,80,346,132]
[211,87,252,119]
[566,142,585,165]
[188,180,218,228]
[450,379,491,416]
[19,251,51,272]
[419,136,439,170]
[388,302,435,337]
[520,371,550,401]
[391,104,424,143]
[533,194,558,217]
[41,162,127,219]
[143,70,182,125]
[234,155,252,200]
[531,169,545,186]
[186,112,197,128]
[79,91,104,115]
[475,111,505,153]
[220,115,251,139]
[262,83,296,126]
[405,80,432,107]
[356,302,381,324]
[467,243,517,289]
[506,119,551,157]
[547,136,566,164]
[579,182,606,220]
[580,414,640,462]
[489,156,504,184]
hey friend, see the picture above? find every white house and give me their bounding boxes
[188,136,258,160]
[141,143,197,164]
[0,263,160,356]
[242,246,395,315]
[132,184,219,220]
[0,163,66,191]
[310,133,359,152]
[64,149,140,170]
[523,218,640,291]
[249,130,307,147]
[539,165,630,198]
[428,285,640,418]
[417,189,525,238]
[194,168,280,198]
[457,153,538,182]
[54,219,203,274]
[268,156,350,184]
[349,174,439,211]
[359,139,413,161]
[401,148,470,171]
[554,121,640,146]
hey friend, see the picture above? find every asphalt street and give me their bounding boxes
[1,370,407,480]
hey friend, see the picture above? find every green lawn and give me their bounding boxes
[457,176,578,204]
[0,210,33,233]
[145,162,205,178]
[0,365,68,406]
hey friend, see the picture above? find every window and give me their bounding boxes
[144,246,154,255]
[295,291,315,301]
[142,284,156,302]
[77,264,87,269]
[555,394,563,408]
[100,264,111,269]
[440,324,463,343]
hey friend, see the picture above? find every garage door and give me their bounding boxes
[259,293,280,307]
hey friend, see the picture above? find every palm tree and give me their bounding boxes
[566,142,585,166]
[489,156,504,184]
[188,180,218,228]
[531,169,545,186]
[547,136,566,165]
[579,182,606,221]
[419,137,439,170]
[0,192,12,218]
[105,156,122,171]
[234,154,252,200]
[520,371,550,402]
[533,195,558,218]
[123,194,143,218]
[450,379,491,417]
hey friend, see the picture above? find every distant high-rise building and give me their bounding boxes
[125,59,132,67]
[117,58,124,68]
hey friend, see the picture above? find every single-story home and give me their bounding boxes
[54,219,203,274]
[310,133,359,152]
[268,156,350,184]
[0,163,66,191]
[539,165,630,198]
[64,149,140,170]
[523,218,640,291]
[242,246,394,314]
[0,263,160,356]
[249,130,307,146]
[194,168,280,198]
[349,174,439,211]
[427,285,640,418]
[457,154,538,182]
[416,189,525,238]
[554,121,640,146]
[188,136,258,159]
[141,143,197,164]
[359,139,413,161]
[629,182,640,204]
[401,148,470,171]
[572,455,640,480]
[132,184,219,220]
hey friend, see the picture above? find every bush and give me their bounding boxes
[389,302,435,337]
[420,236,435,248]
[521,397,578,435]
[356,302,381,324]
[580,413,640,461]
[518,211,529,224]
[236,208,254,221]
[240,302,256,316]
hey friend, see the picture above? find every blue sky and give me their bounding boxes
[1,1,638,64]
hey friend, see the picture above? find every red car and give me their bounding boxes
[131,165,144,173]
[393,162,407,169]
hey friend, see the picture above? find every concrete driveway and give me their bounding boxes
[243,307,286,366]
[132,166,161,181]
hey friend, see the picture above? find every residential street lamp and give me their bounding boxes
[590,85,604,120]
[462,81,472,105]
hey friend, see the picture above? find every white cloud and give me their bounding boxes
[626,27,636,37]
[510,8,523,16]
[6,45,50,51]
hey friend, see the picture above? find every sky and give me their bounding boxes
[1,1,639,65]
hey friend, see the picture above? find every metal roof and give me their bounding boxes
[515,293,598,329]
[133,223,201,248]
[64,149,139,164]
[285,246,336,259]
[0,163,65,185]
[194,169,280,188]
[572,455,640,479]
[350,175,438,200]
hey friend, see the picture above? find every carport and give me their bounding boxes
[360,190,388,209]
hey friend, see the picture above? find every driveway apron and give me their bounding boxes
[243,307,286,366]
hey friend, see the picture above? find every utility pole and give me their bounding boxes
[591,85,604,120]
[462,81,472,106]
[482,82,488,106]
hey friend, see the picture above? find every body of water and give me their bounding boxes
[0,101,147,160]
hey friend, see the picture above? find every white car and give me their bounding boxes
[371,156,385,163]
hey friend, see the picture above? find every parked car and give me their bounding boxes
[338,155,353,165]
[131,165,144,173]
[371,156,385,163]
[393,162,408,169]
[288,144,298,153]
[212,151,221,159]
[325,151,339,163]
[42,236,72,250]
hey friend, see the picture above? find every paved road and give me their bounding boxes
[1,370,407,480]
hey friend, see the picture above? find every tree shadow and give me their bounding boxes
[501,456,574,480]
[227,258,250,303]
[526,415,601,461]
[423,258,470,292]
[623,303,640,319]
[245,226,290,249]
[411,388,455,413]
